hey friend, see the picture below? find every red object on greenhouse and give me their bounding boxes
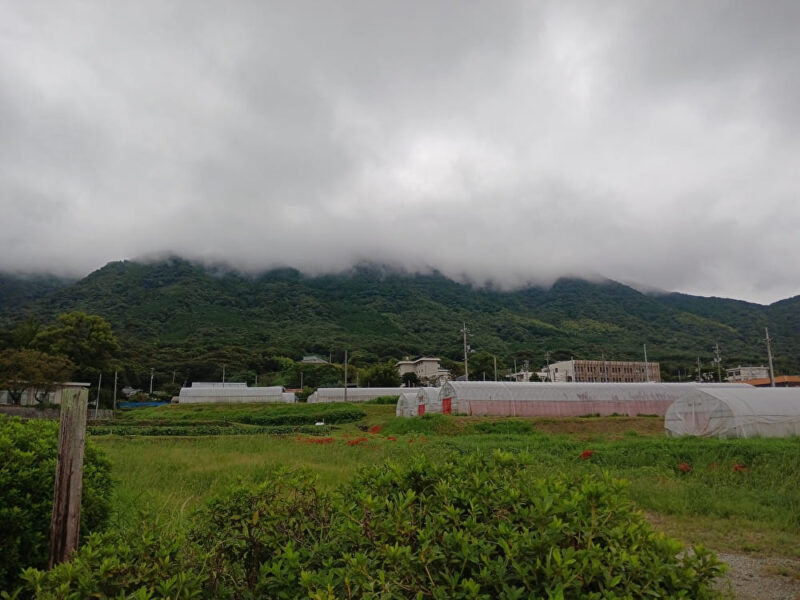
[677,462,692,473]
[581,450,594,460]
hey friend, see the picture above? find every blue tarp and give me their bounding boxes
[118,401,170,408]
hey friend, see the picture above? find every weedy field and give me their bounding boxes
[94,403,800,560]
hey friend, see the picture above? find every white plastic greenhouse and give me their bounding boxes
[665,388,800,438]
[307,387,419,404]
[178,385,293,404]
[396,388,441,417]
[437,382,749,417]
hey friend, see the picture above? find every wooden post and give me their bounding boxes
[48,387,88,568]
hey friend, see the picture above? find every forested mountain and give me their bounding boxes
[1,258,797,386]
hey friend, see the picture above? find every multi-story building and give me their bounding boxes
[544,359,661,383]
[725,366,769,382]
[396,356,451,385]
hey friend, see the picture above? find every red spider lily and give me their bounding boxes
[368,424,383,434]
[408,438,415,444]
[732,463,748,472]
[419,436,428,443]
[346,437,368,446]
[580,450,594,460]
[709,462,718,471]
[677,462,692,473]
[386,436,397,441]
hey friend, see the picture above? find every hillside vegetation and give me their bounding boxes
[1,258,797,388]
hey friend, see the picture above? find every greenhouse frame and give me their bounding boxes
[178,385,294,404]
[396,388,441,417]
[665,387,800,438]
[437,382,749,417]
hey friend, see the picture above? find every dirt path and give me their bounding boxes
[716,553,800,599]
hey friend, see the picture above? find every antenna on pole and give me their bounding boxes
[713,342,722,382]
[765,328,776,387]
[460,323,470,381]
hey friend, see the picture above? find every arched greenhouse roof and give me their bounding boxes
[665,387,800,438]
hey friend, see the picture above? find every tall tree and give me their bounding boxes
[0,349,75,404]
[33,312,119,378]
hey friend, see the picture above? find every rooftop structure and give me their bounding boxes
[395,356,450,385]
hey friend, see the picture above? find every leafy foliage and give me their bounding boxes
[14,452,725,598]
[2,258,799,387]
[0,349,75,404]
[0,416,113,591]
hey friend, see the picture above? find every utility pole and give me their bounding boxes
[713,342,722,382]
[696,357,702,383]
[149,368,154,394]
[765,328,776,387]
[49,387,88,568]
[493,356,497,381]
[643,344,649,382]
[300,372,303,389]
[112,370,118,413]
[172,370,176,384]
[461,323,470,381]
[94,373,101,419]
[343,350,348,403]
[544,351,551,382]
[222,365,225,384]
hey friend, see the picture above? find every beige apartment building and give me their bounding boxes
[396,356,451,385]
[545,359,661,383]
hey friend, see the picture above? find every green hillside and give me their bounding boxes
[1,258,797,388]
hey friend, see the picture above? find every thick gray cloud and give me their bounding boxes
[1,1,799,303]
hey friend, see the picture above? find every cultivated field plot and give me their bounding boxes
[93,403,800,598]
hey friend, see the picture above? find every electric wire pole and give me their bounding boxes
[343,350,348,402]
[713,342,722,382]
[461,323,470,381]
[765,328,776,387]
[643,344,649,382]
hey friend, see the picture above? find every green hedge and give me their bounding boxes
[0,415,113,591]
[88,424,325,436]
[16,451,724,598]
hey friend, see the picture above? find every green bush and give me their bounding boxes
[364,395,400,405]
[0,416,113,591]
[17,451,725,598]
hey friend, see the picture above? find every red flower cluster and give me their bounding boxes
[732,463,748,472]
[408,438,415,444]
[295,436,334,444]
[580,450,594,460]
[346,437,368,446]
[677,462,692,473]
[386,436,397,442]
[368,424,383,434]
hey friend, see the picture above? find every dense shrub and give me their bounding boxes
[17,451,725,599]
[364,395,400,405]
[0,416,113,591]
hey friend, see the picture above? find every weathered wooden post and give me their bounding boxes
[48,386,88,568]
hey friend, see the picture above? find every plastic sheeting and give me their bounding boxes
[307,388,419,404]
[396,388,441,417]
[438,382,749,417]
[665,388,800,438]
[178,385,292,404]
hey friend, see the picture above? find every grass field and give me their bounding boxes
[93,404,800,560]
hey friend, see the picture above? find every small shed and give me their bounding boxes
[438,382,750,418]
[307,388,418,404]
[665,388,800,438]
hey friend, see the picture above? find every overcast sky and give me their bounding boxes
[2,1,799,304]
